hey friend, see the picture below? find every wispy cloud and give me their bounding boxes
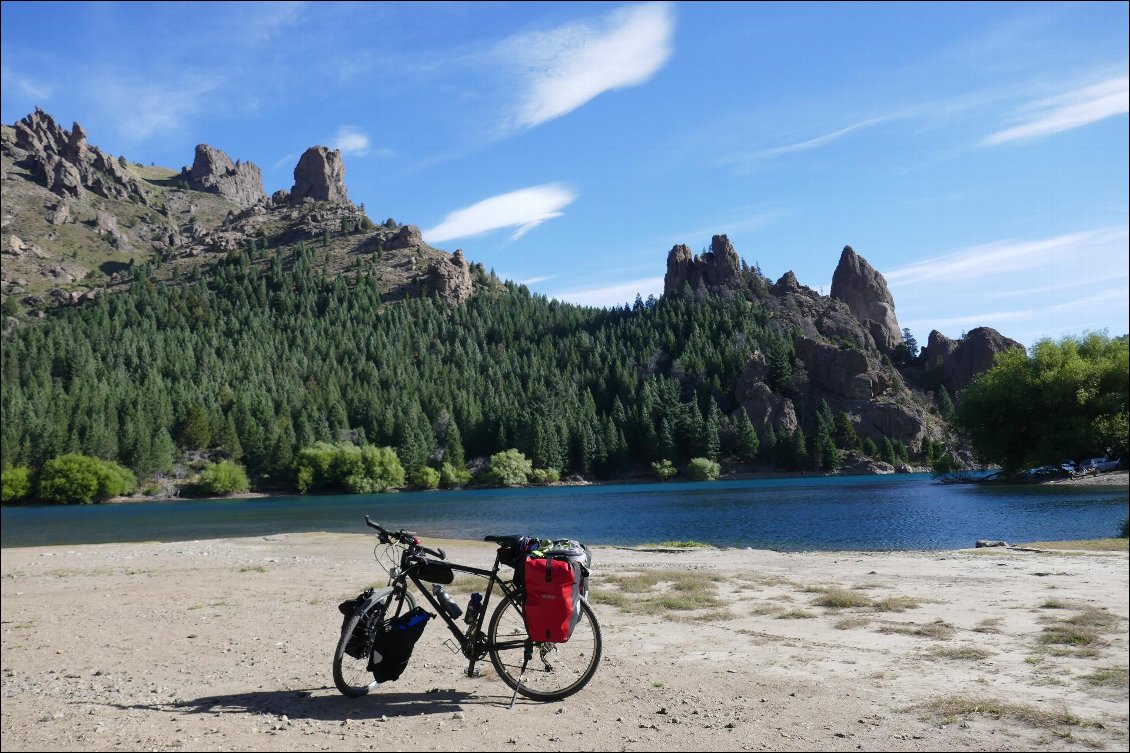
[726,115,898,168]
[272,151,299,170]
[549,276,664,308]
[501,2,674,130]
[890,227,1129,345]
[885,227,1129,287]
[519,275,557,287]
[983,75,1129,145]
[238,1,306,46]
[331,126,370,155]
[902,288,1128,336]
[0,64,54,101]
[423,183,577,244]
[89,71,222,142]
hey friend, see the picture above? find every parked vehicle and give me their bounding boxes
[1078,457,1121,473]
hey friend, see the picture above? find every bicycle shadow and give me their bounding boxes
[108,686,520,722]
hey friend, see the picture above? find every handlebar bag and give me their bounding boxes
[523,540,590,643]
[368,606,431,682]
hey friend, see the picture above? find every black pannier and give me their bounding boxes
[369,606,431,682]
[338,588,375,659]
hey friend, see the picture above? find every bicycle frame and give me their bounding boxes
[387,549,525,678]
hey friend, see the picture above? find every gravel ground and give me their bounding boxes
[2,533,1128,751]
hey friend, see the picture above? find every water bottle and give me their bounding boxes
[432,584,462,618]
[464,592,482,625]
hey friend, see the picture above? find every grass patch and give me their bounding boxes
[1039,625,1102,647]
[1080,667,1129,688]
[811,587,873,609]
[588,589,631,608]
[878,619,956,640]
[733,573,799,588]
[647,540,711,549]
[238,565,267,573]
[680,608,734,622]
[872,596,922,612]
[1021,538,1128,552]
[973,618,1003,634]
[912,695,1091,731]
[776,609,817,619]
[924,645,996,661]
[653,590,724,610]
[1064,607,1119,630]
[1040,598,1075,609]
[834,616,871,630]
[749,603,782,616]
[596,569,725,616]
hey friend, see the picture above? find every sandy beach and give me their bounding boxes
[2,532,1127,752]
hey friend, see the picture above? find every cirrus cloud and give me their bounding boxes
[423,183,577,243]
[983,75,1129,145]
[501,2,674,130]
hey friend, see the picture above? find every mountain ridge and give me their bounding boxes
[1,109,1027,485]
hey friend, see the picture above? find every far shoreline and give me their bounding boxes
[8,467,1126,507]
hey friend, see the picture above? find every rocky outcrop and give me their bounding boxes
[663,234,743,299]
[793,337,889,401]
[428,249,474,306]
[921,327,1024,395]
[180,145,266,208]
[290,146,349,204]
[386,224,423,250]
[734,351,799,435]
[8,108,148,204]
[830,245,901,354]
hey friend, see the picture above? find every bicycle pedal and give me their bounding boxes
[441,639,460,654]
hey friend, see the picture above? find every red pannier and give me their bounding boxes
[522,540,590,643]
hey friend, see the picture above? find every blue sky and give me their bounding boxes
[2,1,1127,347]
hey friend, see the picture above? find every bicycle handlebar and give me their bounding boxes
[364,515,445,560]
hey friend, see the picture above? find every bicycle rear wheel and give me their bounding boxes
[487,592,601,702]
[333,588,416,697]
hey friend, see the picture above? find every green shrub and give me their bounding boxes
[651,459,677,480]
[410,466,440,490]
[38,454,136,504]
[1,466,32,503]
[529,467,560,484]
[487,448,533,486]
[197,460,250,496]
[294,442,404,493]
[686,457,720,481]
[439,462,472,488]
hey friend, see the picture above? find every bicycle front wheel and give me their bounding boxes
[487,592,602,702]
[332,588,415,697]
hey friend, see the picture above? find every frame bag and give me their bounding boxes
[522,540,590,643]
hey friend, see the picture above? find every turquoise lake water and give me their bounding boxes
[3,474,1127,550]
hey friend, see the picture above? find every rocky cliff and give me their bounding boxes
[662,234,1021,453]
[180,145,266,209]
[289,146,349,204]
[830,245,902,355]
[920,327,1025,395]
[1,110,479,314]
[663,234,744,299]
[6,108,149,205]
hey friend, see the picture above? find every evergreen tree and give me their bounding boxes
[833,411,859,450]
[178,406,212,450]
[734,408,759,463]
[935,385,955,421]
